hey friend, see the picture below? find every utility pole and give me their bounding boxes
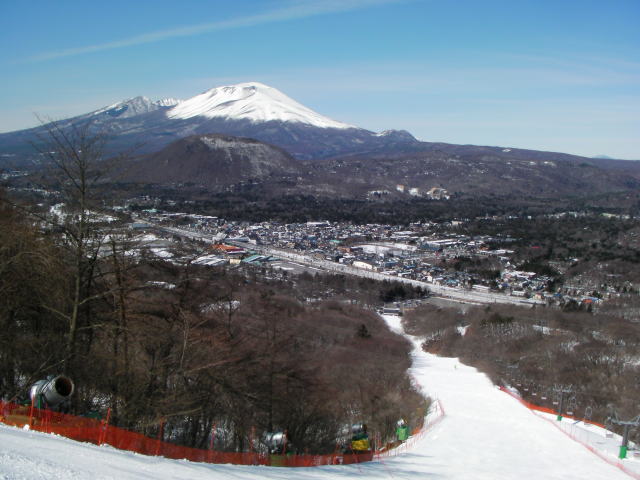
[608,414,640,459]
[554,385,573,422]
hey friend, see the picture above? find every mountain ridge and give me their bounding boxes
[112,132,640,203]
[0,82,413,162]
[1,82,638,201]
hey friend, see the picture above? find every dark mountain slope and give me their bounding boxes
[301,148,640,198]
[125,134,303,187]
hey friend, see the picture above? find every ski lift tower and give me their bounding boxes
[608,414,640,459]
[553,385,573,422]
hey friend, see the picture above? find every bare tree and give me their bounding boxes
[0,189,67,399]
[31,119,130,371]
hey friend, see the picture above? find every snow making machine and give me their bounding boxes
[29,375,74,411]
[264,431,289,454]
[264,431,292,466]
[349,423,371,453]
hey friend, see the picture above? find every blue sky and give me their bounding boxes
[1,0,639,159]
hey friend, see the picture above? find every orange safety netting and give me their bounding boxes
[500,387,640,480]
[0,400,389,467]
[499,386,606,428]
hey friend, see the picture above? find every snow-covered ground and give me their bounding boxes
[0,316,634,479]
[533,409,639,475]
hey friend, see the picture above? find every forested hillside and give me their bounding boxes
[0,187,426,453]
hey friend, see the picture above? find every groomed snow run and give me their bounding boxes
[0,316,632,479]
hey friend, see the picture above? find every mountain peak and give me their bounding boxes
[155,97,182,107]
[375,129,418,142]
[92,96,177,119]
[166,81,355,129]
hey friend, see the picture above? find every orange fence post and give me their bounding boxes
[99,408,111,446]
[282,429,288,455]
[208,423,216,463]
[42,408,51,434]
[155,418,165,456]
[28,396,35,428]
[210,423,216,451]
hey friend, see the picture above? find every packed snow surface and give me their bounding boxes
[167,82,355,129]
[0,316,631,479]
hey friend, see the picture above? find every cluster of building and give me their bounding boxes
[140,214,570,300]
[127,212,631,309]
[122,206,639,308]
[395,185,450,199]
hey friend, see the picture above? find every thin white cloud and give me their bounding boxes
[28,0,402,62]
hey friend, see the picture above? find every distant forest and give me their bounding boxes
[118,185,640,225]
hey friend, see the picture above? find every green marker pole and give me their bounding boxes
[619,425,630,459]
[619,445,627,460]
[556,392,564,422]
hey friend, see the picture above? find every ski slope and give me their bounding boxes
[0,316,632,479]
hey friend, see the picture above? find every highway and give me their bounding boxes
[158,225,545,306]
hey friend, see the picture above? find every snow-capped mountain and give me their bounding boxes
[91,96,181,119]
[1,82,638,199]
[0,82,420,162]
[167,82,353,129]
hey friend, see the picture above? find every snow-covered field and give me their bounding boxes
[0,315,634,479]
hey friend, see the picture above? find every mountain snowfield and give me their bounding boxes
[88,82,355,130]
[166,82,355,129]
[91,96,181,118]
[0,315,634,480]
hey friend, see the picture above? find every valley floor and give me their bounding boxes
[0,316,634,480]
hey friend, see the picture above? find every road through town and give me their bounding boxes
[158,225,544,306]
